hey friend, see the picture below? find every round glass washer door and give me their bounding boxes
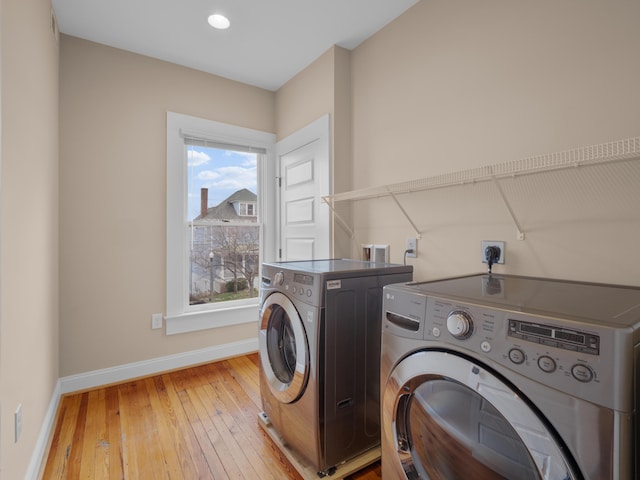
[259,292,309,404]
[383,350,580,480]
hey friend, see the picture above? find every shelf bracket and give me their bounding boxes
[490,175,525,240]
[322,196,361,251]
[388,189,422,239]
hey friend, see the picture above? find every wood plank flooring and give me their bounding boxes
[41,353,381,479]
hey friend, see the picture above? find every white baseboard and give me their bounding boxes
[26,339,259,479]
[25,379,62,480]
[59,338,259,394]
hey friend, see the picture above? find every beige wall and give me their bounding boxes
[4,2,639,475]
[59,39,355,382]
[331,47,353,257]
[0,0,59,478]
[59,0,640,385]
[276,45,353,257]
[349,0,640,285]
[276,46,335,142]
[58,36,276,377]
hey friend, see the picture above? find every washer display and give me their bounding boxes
[381,273,640,480]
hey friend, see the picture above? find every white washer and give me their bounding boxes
[259,259,412,476]
[381,273,640,480]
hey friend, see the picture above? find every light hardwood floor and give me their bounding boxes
[41,353,381,479]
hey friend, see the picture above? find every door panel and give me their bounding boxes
[277,115,331,261]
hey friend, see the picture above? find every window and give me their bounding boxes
[166,112,276,334]
[186,142,260,306]
[239,202,256,216]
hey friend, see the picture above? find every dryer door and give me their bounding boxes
[259,292,310,403]
[383,350,581,480]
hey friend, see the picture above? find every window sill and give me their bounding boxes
[165,301,259,335]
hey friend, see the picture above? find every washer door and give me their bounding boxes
[383,350,581,480]
[259,292,309,404]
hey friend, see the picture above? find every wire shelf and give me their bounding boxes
[323,136,640,204]
[322,136,640,241]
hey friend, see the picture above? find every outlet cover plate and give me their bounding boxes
[481,241,505,264]
[151,313,164,329]
[406,238,417,258]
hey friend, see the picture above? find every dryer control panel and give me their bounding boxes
[383,281,633,413]
[507,319,600,355]
[429,298,625,410]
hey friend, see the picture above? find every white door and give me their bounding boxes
[276,115,331,261]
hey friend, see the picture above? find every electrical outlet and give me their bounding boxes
[372,245,390,263]
[258,411,271,426]
[151,313,163,329]
[481,241,505,264]
[15,404,22,443]
[406,238,417,258]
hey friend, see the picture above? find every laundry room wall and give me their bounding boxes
[276,45,353,258]
[1,0,59,478]
[52,0,640,395]
[58,36,276,377]
[348,0,640,286]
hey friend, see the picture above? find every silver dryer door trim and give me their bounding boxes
[259,291,309,404]
[383,350,581,480]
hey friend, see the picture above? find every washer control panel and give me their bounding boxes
[261,269,321,306]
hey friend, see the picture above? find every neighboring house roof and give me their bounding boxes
[195,188,257,223]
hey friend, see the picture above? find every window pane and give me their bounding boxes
[187,145,259,305]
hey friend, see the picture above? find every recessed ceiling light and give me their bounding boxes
[208,14,230,30]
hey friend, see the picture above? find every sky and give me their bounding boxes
[187,145,258,220]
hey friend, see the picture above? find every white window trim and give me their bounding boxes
[166,112,276,335]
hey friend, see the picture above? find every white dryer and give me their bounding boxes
[259,259,412,476]
[381,273,640,480]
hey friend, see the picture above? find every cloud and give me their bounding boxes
[197,170,221,180]
[218,165,256,176]
[188,150,211,167]
[241,156,257,168]
[225,150,256,162]
[190,150,258,209]
[209,178,256,190]
[201,164,257,191]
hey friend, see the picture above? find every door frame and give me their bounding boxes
[276,115,331,261]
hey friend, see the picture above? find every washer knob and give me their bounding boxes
[446,311,473,339]
[273,272,284,286]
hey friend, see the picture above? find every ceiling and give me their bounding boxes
[52,0,418,91]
